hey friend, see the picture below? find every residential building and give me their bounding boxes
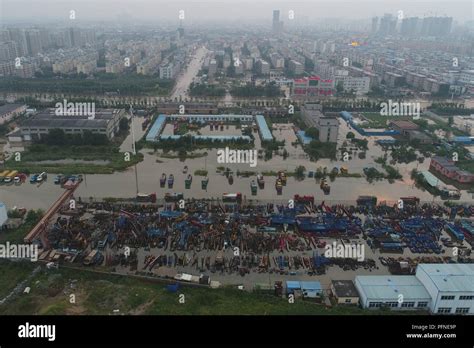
[270,53,284,69]
[378,14,397,36]
[338,76,370,95]
[256,59,270,75]
[160,62,177,79]
[300,102,324,128]
[318,117,339,143]
[208,59,217,77]
[289,60,304,75]
[272,10,283,33]
[25,30,42,56]
[459,70,474,85]
[292,76,334,97]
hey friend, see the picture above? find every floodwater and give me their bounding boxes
[2,119,472,210]
[170,46,208,100]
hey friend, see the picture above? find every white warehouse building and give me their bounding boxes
[355,275,431,310]
[415,264,474,315]
[355,264,474,314]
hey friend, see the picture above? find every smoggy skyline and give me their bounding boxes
[1,0,473,25]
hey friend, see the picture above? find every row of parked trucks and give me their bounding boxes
[0,170,27,184]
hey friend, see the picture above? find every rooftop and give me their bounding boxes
[255,115,273,141]
[22,118,109,129]
[416,264,474,292]
[389,120,419,130]
[332,280,359,297]
[420,171,441,187]
[300,281,322,290]
[0,103,25,115]
[146,114,167,142]
[296,130,313,145]
[356,275,431,300]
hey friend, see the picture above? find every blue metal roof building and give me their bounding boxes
[286,281,301,294]
[167,114,253,122]
[160,135,252,142]
[255,115,273,141]
[146,114,261,142]
[340,111,353,122]
[296,130,314,145]
[146,114,167,142]
[300,281,322,298]
[453,136,474,145]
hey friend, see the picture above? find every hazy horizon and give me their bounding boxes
[1,0,473,25]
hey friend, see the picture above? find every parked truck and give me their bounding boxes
[357,195,377,207]
[136,193,157,203]
[14,173,27,185]
[222,193,242,203]
[3,170,18,184]
[0,170,10,183]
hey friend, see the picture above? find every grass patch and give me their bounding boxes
[0,260,36,299]
[5,144,143,174]
[361,113,412,128]
[160,152,208,159]
[338,172,363,178]
[194,169,208,176]
[0,210,43,244]
[0,264,429,315]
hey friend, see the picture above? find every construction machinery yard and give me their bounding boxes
[23,190,473,288]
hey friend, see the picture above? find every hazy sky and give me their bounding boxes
[1,0,473,24]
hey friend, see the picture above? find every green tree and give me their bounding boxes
[346,131,355,139]
[119,117,129,132]
[305,127,319,139]
[295,165,306,180]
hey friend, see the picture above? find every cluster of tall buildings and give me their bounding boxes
[372,14,453,37]
[0,27,96,61]
[0,27,96,77]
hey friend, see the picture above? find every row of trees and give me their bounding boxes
[0,74,174,96]
[189,83,226,97]
[230,82,282,98]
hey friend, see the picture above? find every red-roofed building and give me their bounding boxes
[292,76,334,97]
[430,156,474,184]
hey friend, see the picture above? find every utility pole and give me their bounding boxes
[130,105,139,195]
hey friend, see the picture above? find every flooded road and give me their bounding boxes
[170,46,208,100]
[2,118,473,210]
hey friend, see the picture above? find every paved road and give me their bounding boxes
[170,46,208,100]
